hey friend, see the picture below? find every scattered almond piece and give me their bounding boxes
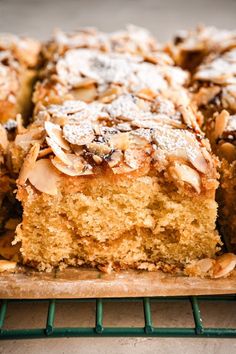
[213,253,236,279]
[46,137,72,165]
[51,155,93,176]
[218,142,236,163]
[63,122,95,146]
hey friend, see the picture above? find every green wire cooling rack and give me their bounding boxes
[0,295,236,339]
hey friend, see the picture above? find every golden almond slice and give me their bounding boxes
[0,260,17,273]
[63,122,95,146]
[194,86,221,107]
[28,159,61,195]
[16,114,26,134]
[46,137,72,165]
[214,110,230,140]
[109,133,130,151]
[0,124,8,152]
[124,148,147,170]
[218,142,236,163]
[51,155,93,176]
[18,143,40,185]
[111,163,134,175]
[185,135,208,174]
[38,147,53,158]
[107,150,123,168]
[71,84,97,103]
[14,127,45,148]
[87,141,111,156]
[169,162,201,193]
[44,121,70,150]
[213,253,236,279]
[73,78,97,88]
[136,88,157,101]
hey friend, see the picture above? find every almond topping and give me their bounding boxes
[46,137,72,165]
[109,133,130,151]
[218,142,236,163]
[107,150,123,168]
[169,162,201,193]
[0,124,8,153]
[18,143,40,185]
[71,84,97,103]
[124,148,147,170]
[51,155,93,176]
[44,121,70,150]
[214,110,230,140]
[63,122,95,146]
[213,253,236,278]
[28,159,61,195]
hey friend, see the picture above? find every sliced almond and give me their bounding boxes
[136,88,157,101]
[111,163,134,175]
[109,133,130,151]
[124,148,147,170]
[51,155,93,176]
[46,137,72,165]
[213,253,236,278]
[63,122,95,146]
[87,141,111,156]
[71,84,97,103]
[28,159,61,195]
[169,162,201,193]
[194,86,221,107]
[16,114,26,134]
[0,260,17,273]
[214,110,230,140]
[18,143,40,185]
[218,142,236,163]
[38,147,53,158]
[14,127,45,149]
[44,121,70,150]
[0,124,8,153]
[107,150,123,168]
[185,135,208,174]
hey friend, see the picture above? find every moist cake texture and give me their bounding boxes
[13,94,221,274]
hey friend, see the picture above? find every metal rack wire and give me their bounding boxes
[0,295,236,339]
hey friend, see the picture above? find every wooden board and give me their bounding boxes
[0,266,236,298]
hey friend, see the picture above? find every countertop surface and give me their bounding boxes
[0,0,236,353]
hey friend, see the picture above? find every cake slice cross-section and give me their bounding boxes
[13,93,222,276]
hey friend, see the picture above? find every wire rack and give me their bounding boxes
[0,295,236,339]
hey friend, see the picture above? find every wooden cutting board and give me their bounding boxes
[0,266,235,298]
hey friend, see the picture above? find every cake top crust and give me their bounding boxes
[16,93,218,196]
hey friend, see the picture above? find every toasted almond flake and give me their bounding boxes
[185,135,208,174]
[71,84,97,103]
[111,163,134,174]
[136,88,157,101]
[51,155,93,176]
[87,141,111,156]
[63,122,95,146]
[195,258,215,273]
[44,121,70,150]
[28,159,61,195]
[124,148,147,170]
[99,86,122,103]
[107,150,123,167]
[46,137,72,165]
[214,110,230,139]
[194,86,221,106]
[0,260,17,273]
[169,162,201,193]
[0,124,8,152]
[213,253,236,278]
[73,78,97,88]
[109,133,130,150]
[16,114,26,134]
[219,142,236,163]
[38,147,53,158]
[14,127,45,148]
[18,143,40,185]
[93,155,103,164]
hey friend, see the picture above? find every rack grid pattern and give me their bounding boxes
[0,295,236,339]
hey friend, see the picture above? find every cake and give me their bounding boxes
[167,25,236,71]
[0,33,40,124]
[33,26,189,112]
[12,93,224,276]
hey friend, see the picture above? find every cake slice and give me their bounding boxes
[0,33,40,124]
[12,93,225,277]
[167,25,236,71]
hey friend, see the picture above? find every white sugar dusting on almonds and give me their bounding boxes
[63,122,95,145]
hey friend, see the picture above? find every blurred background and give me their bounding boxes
[0,0,236,41]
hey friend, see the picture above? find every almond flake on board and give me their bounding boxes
[0,260,17,273]
[213,253,236,278]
